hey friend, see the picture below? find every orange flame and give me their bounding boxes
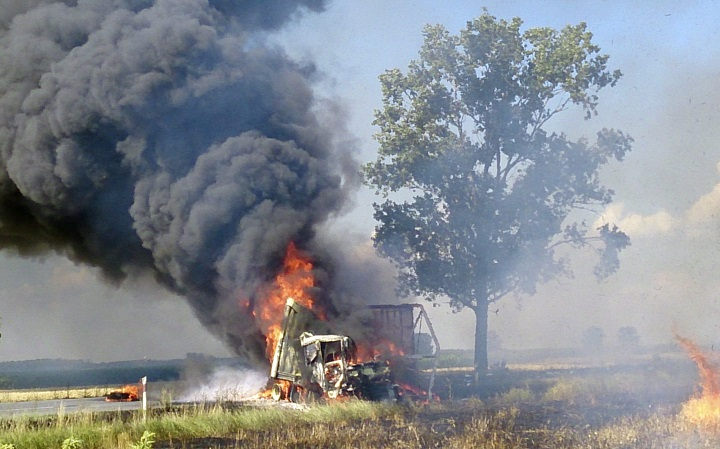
[249,242,322,361]
[676,333,720,429]
[242,242,429,402]
[397,382,438,402]
[355,338,405,363]
[105,384,139,402]
[256,379,291,400]
[675,333,720,395]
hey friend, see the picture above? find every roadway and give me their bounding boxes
[0,397,156,417]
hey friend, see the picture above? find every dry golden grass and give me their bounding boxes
[2,392,720,449]
[0,386,114,403]
[0,360,714,448]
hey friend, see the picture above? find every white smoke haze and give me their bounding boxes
[178,366,268,402]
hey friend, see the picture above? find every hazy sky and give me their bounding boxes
[2,1,720,362]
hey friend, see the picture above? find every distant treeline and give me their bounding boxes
[422,344,686,370]
[0,344,686,390]
[0,359,182,389]
[0,355,242,389]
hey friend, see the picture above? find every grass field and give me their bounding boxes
[0,353,716,449]
[0,386,116,403]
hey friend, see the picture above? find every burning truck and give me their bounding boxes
[268,298,439,403]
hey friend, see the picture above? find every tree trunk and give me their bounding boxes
[473,301,489,378]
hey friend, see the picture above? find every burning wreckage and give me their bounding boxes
[105,384,140,402]
[268,298,439,403]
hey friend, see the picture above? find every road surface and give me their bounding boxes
[0,397,157,417]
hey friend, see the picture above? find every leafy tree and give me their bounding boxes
[364,11,631,374]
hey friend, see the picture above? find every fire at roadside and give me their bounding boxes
[255,243,440,404]
[239,242,440,405]
[266,298,439,404]
[169,243,440,407]
[105,384,140,402]
[675,333,720,430]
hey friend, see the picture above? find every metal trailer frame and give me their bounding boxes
[367,304,441,400]
[270,299,441,401]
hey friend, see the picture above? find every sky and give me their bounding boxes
[2,0,720,362]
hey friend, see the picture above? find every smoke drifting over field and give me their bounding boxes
[0,0,364,361]
[178,366,268,402]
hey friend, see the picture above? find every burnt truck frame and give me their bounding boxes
[269,298,440,403]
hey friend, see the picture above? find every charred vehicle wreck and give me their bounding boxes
[269,298,439,403]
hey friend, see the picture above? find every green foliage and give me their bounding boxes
[364,10,631,371]
[542,377,602,405]
[129,431,155,449]
[436,350,474,368]
[61,436,83,449]
[496,387,534,405]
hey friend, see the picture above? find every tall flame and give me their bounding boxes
[251,242,321,360]
[676,333,720,430]
[675,333,720,395]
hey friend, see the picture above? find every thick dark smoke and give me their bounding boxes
[0,0,364,361]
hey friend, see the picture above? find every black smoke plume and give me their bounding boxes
[0,0,364,361]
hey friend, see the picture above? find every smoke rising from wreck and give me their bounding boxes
[0,0,369,362]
